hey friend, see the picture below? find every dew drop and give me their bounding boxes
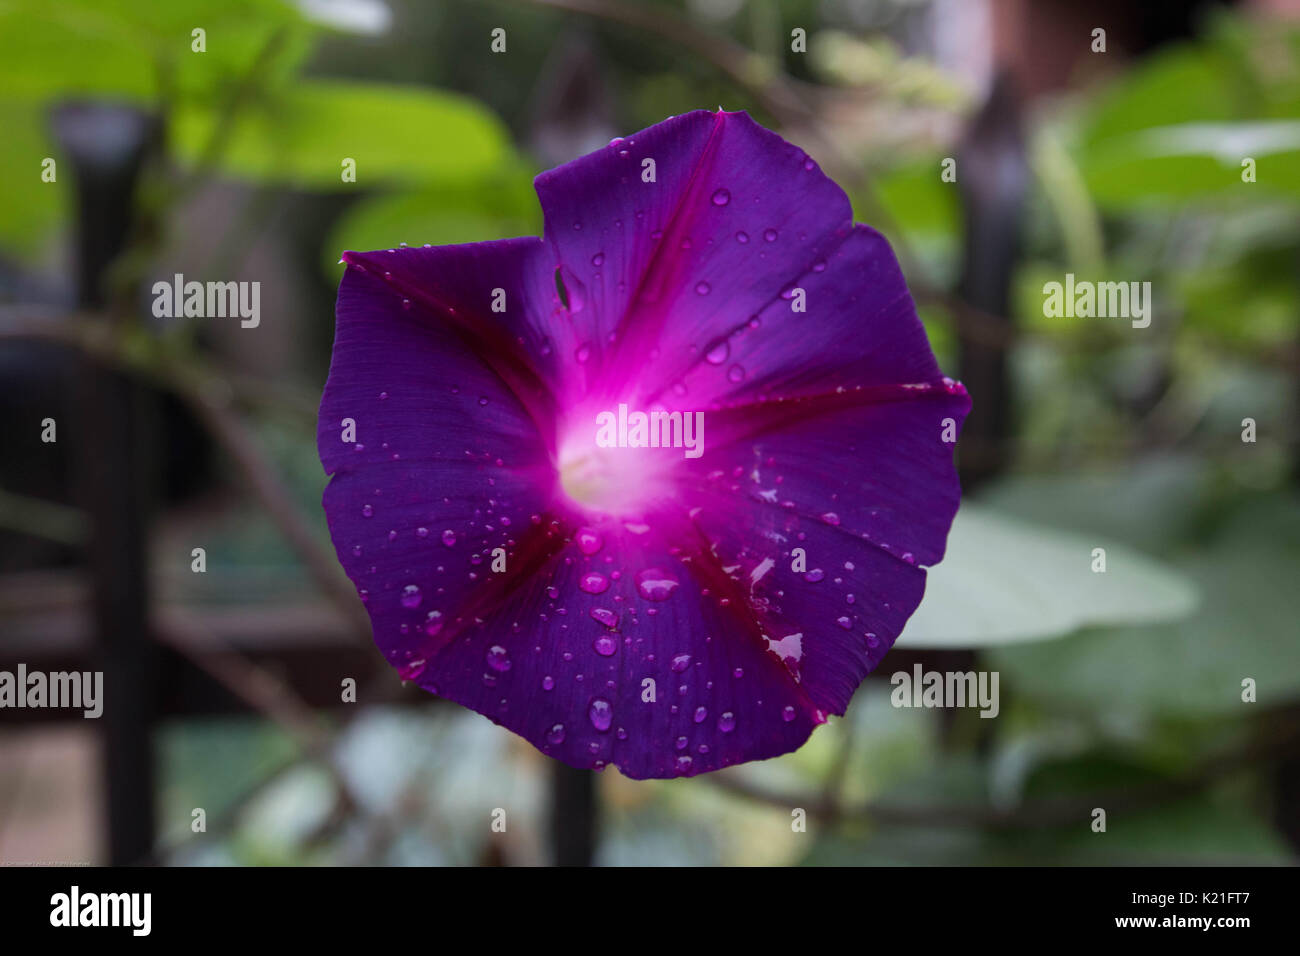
[441,529,457,547]
[670,653,692,673]
[693,706,707,724]
[704,340,730,365]
[575,343,592,364]
[593,634,618,657]
[400,584,422,609]
[803,568,825,582]
[361,504,374,518]
[718,711,736,733]
[591,252,605,267]
[782,705,796,722]
[486,645,512,672]
[735,230,749,243]
[763,228,778,242]
[590,607,618,629]
[710,188,731,206]
[579,572,610,594]
[695,281,711,296]
[636,568,680,601]
[588,697,613,732]
[576,528,603,555]
[547,723,566,745]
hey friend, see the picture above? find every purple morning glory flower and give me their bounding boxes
[318,109,969,779]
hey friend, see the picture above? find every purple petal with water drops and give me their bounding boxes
[318,239,562,683]
[319,109,968,778]
[402,517,822,779]
[535,110,856,404]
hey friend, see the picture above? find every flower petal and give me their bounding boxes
[535,109,856,403]
[319,242,561,681]
[399,517,822,779]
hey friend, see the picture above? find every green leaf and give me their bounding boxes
[322,165,541,272]
[0,0,312,102]
[1073,30,1300,206]
[0,102,67,254]
[989,495,1300,717]
[172,79,514,191]
[898,506,1197,648]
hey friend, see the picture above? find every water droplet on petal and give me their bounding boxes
[579,572,610,594]
[441,529,457,547]
[726,364,745,383]
[547,723,566,745]
[710,188,731,206]
[693,706,707,723]
[486,645,511,672]
[782,705,797,722]
[575,343,592,364]
[361,504,374,518]
[695,281,711,296]
[593,634,618,656]
[576,528,603,555]
[704,340,729,365]
[636,568,680,601]
[588,697,613,732]
[735,230,749,243]
[820,512,841,526]
[400,584,422,609]
[803,568,825,582]
[591,252,605,267]
[718,711,736,733]
[670,653,692,673]
[590,607,618,629]
[763,228,778,242]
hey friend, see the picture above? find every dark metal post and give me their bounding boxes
[955,70,1028,491]
[551,764,597,866]
[52,102,160,865]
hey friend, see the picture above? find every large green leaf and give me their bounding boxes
[1073,25,1300,206]
[898,506,1197,648]
[322,166,541,272]
[989,495,1300,718]
[0,102,68,254]
[172,79,514,190]
[0,0,312,102]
